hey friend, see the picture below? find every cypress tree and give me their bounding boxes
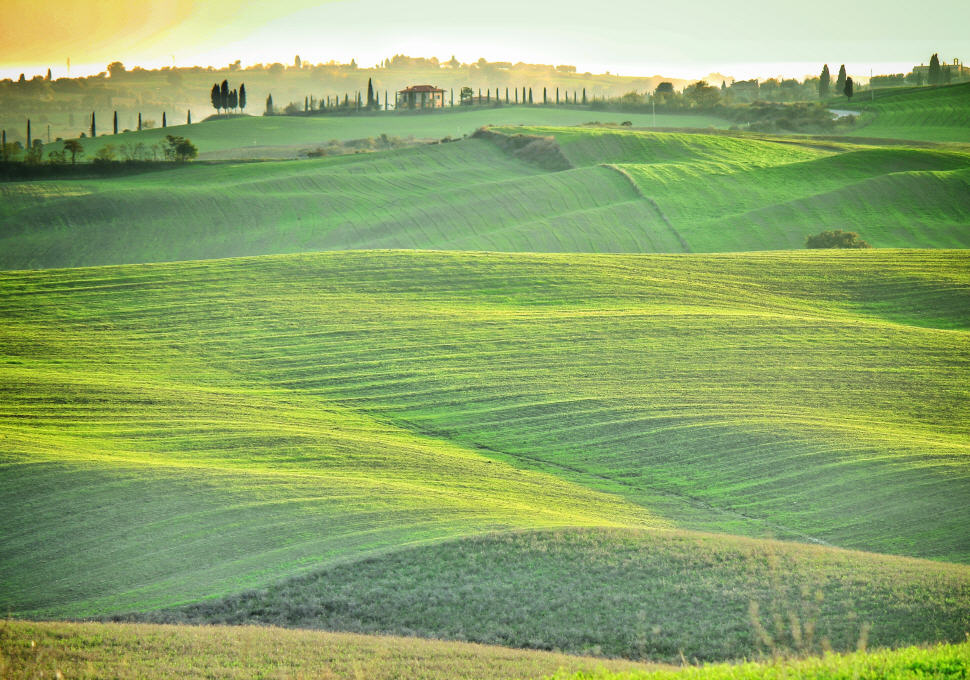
[375,91,380,109]
[515,88,519,104]
[239,84,247,111]
[45,68,52,81]
[1,129,5,161]
[583,87,587,104]
[113,111,118,134]
[305,96,309,112]
[928,53,942,85]
[229,90,238,111]
[543,87,547,104]
[486,89,490,104]
[529,88,533,104]
[835,65,847,96]
[162,112,166,128]
[187,110,192,125]
[90,112,95,138]
[27,119,31,148]
[220,80,229,110]
[522,86,526,103]
[385,90,389,110]
[844,76,854,99]
[266,94,274,114]
[451,88,454,107]
[819,64,831,98]
[556,87,559,104]
[138,113,142,131]
[366,78,375,108]
[211,84,221,113]
[505,87,509,104]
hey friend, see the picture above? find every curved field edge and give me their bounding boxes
[550,641,970,680]
[127,527,970,663]
[0,620,667,680]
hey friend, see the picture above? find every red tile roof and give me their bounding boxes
[399,85,444,93]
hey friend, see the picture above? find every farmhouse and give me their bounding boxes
[397,85,445,109]
[912,57,970,82]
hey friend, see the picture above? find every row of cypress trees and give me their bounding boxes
[211,80,247,114]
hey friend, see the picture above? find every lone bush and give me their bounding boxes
[805,230,871,249]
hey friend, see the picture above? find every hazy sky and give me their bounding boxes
[3,0,969,81]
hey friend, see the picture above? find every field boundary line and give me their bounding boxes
[600,163,693,253]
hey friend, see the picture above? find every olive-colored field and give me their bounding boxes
[2,621,967,680]
[2,250,968,645]
[3,126,969,270]
[0,620,664,680]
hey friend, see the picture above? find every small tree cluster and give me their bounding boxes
[805,229,871,249]
[211,80,246,114]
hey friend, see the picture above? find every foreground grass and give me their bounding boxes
[0,620,663,680]
[6,127,968,270]
[552,641,970,680]
[1,249,968,626]
[133,528,970,662]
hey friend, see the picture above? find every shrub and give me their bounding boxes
[805,230,871,249]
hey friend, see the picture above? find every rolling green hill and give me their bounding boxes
[842,82,970,142]
[2,249,968,651]
[4,127,970,270]
[45,107,730,160]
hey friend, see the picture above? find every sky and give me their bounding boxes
[2,0,969,82]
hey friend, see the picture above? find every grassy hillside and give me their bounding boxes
[507,126,970,251]
[842,82,970,142]
[47,107,730,160]
[0,620,663,680]
[135,528,970,661]
[5,127,970,270]
[2,250,969,629]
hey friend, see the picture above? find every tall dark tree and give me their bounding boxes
[366,78,375,108]
[113,111,118,134]
[928,53,942,85]
[522,86,526,103]
[543,87,547,104]
[162,112,167,128]
[90,112,95,138]
[505,87,509,103]
[556,87,559,104]
[529,88,533,104]
[583,87,587,104]
[843,76,854,99]
[835,64,847,96]
[187,110,192,125]
[239,84,247,111]
[220,80,230,110]
[375,91,380,109]
[819,64,831,98]
[229,89,238,111]
[45,68,52,81]
[27,119,31,148]
[138,113,142,131]
[211,84,221,113]
[1,129,6,161]
[266,93,274,114]
[304,95,309,112]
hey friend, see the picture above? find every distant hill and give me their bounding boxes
[842,82,970,142]
[4,125,969,270]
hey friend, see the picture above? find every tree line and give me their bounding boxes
[211,80,247,114]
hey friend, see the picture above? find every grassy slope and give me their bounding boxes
[0,620,664,680]
[508,126,970,251]
[51,107,730,159]
[839,82,970,143]
[137,528,970,661]
[5,127,970,270]
[0,138,676,270]
[2,250,969,625]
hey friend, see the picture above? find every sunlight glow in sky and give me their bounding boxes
[3,0,968,81]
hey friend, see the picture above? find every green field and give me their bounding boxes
[4,125,970,270]
[843,82,970,142]
[2,250,968,658]
[45,107,731,160]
